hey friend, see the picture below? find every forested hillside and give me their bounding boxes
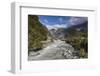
[28,15,49,52]
[65,21,88,58]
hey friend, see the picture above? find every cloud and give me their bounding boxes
[68,17,87,25]
[45,24,67,30]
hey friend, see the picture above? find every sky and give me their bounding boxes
[38,15,87,30]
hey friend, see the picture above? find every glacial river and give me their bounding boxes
[28,39,79,60]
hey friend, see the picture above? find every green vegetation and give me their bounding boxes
[28,15,88,58]
[28,15,49,52]
[65,27,88,58]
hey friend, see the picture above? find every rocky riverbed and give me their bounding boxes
[28,39,79,60]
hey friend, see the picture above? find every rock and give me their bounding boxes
[28,39,79,60]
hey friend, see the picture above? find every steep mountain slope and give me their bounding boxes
[65,21,88,58]
[48,21,88,58]
[49,28,67,40]
[28,15,49,52]
[49,21,88,40]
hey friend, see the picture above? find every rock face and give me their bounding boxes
[49,28,67,40]
[49,21,88,40]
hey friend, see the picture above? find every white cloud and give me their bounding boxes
[45,24,67,30]
[68,17,87,25]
